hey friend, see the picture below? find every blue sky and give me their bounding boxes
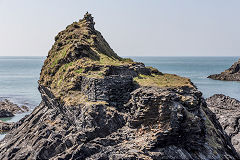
[0,0,240,56]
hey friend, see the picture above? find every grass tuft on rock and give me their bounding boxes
[134,74,193,88]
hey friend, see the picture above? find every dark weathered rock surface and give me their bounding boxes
[0,99,29,118]
[0,120,14,133]
[0,13,238,159]
[208,59,240,81]
[0,85,238,159]
[206,94,240,154]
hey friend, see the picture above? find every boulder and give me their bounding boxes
[206,94,240,153]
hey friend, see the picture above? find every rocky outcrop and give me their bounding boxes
[0,99,29,118]
[0,13,238,159]
[38,12,184,106]
[206,94,240,153]
[208,59,240,81]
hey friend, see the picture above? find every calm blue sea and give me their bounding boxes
[0,56,240,123]
[0,56,45,108]
[0,56,45,139]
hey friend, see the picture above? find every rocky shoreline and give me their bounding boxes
[0,99,29,133]
[0,99,29,118]
[0,13,239,159]
[208,59,240,81]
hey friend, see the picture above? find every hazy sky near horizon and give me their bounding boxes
[0,0,240,56]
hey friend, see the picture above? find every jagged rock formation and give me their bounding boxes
[206,94,240,154]
[208,59,240,81]
[0,99,29,118]
[38,12,188,106]
[0,13,239,159]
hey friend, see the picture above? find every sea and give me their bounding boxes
[0,56,239,139]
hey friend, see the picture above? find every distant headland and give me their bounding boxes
[208,59,240,81]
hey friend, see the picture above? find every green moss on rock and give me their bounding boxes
[133,74,193,88]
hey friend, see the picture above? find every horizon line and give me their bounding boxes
[0,55,239,57]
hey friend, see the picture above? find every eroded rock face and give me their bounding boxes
[0,86,238,159]
[208,59,240,81]
[0,99,29,118]
[206,94,240,154]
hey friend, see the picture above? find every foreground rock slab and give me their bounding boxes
[0,99,29,118]
[208,59,240,81]
[206,94,240,154]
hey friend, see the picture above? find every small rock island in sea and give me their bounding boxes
[208,59,240,81]
[0,13,239,159]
